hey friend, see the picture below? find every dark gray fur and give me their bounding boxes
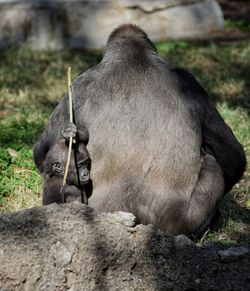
[34,24,246,235]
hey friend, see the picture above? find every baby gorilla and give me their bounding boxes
[42,138,91,205]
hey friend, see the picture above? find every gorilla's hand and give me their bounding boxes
[61,184,82,203]
[62,122,77,142]
[62,122,89,145]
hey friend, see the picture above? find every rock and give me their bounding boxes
[0,0,224,50]
[195,278,201,284]
[123,0,202,12]
[174,234,197,248]
[7,147,19,158]
[50,241,74,267]
[99,211,136,227]
[0,202,249,290]
[218,246,249,263]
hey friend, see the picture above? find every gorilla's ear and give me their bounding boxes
[51,162,64,174]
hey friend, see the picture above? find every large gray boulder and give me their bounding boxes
[0,202,249,290]
[0,0,224,50]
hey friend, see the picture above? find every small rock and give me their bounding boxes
[50,241,74,267]
[195,278,200,284]
[203,241,218,249]
[7,148,19,158]
[174,234,197,248]
[202,241,222,251]
[100,212,136,227]
[218,246,249,263]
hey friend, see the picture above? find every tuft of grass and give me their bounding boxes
[156,41,189,53]
[0,147,42,209]
[0,41,249,244]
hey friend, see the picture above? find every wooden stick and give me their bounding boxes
[61,67,73,194]
[67,67,73,125]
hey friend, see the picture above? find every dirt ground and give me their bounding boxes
[1,203,249,291]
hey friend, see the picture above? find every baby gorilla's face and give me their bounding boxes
[42,140,91,205]
[66,143,91,187]
[76,160,90,185]
[49,159,90,187]
[45,140,91,187]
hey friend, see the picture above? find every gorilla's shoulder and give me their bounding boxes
[73,66,100,88]
[171,67,209,100]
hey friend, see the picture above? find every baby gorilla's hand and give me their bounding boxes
[62,122,77,141]
[62,184,82,203]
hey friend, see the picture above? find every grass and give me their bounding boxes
[0,48,100,210]
[0,40,249,244]
[224,18,250,33]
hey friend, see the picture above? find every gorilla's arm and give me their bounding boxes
[34,93,90,174]
[173,67,246,193]
[33,70,94,174]
[202,101,246,193]
[33,97,70,173]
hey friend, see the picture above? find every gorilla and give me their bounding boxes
[34,24,246,236]
[39,123,92,205]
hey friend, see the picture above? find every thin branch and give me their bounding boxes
[61,67,73,196]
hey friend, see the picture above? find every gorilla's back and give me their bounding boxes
[34,24,244,235]
[79,62,202,225]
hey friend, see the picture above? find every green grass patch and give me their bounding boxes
[0,42,249,244]
[156,41,189,53]
[224,18,250,32]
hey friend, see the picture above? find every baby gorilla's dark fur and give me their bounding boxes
[43,139,92,205]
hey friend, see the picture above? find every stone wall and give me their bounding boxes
[0,0,224,50]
